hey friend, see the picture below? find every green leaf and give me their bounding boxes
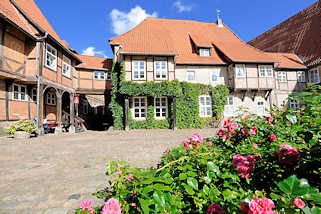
[153,183,172,192]
[187,177,198,190]
[179,173,187,180]
[286,114,297,124]
[208,162,219,172]
[311,206,321,214]
[209,187,220,201]
[187,171,197,177]
[302,206,312,214]
[277,175,300,195]
[138,198,150,214]
[184,184,195,195]
[204,176,211,184]
[153,190,166,209]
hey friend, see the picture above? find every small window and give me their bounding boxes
[132,97,147,119]
[210,70,219,82]
[93,71,105,80]
[132,60,146,80]
[258,65,273,77]
[32,88,37,102]
[297,71,306,83]
[94,106,98,115]
[224,96,235,116]
[288,99,299,110]
[12,84,27,101]
[199,95,212,117]
[62,55,71,78]
[278,71,287,82]
[187,71,195,82]
[83,101,88,114]
[46,92,56,106]
[154,61,167,80]
[45,43,57,71]
[309,69,320,83]
[106,71,112,80]
[154,97,168,119]
[235,64,246,78]
[199,48,210,57]
[257,101,265,115]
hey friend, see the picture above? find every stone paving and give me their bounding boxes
[0,128,216,214]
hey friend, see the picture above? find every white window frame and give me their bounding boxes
[258,65,273,77]
[288,99,299,110]
[31,88,37,103]
[62,55,71,78]
[199,48,210,57]
[154,97,168,119]
[154,61,167,80]
[309,69,320,84]
[224,96,235,116]
[45,43,57,71]
[93,71,105,80]
[132,96,147,120]
[187,71,195,82]
[199,95,212,117]
[46,91,56,106]
[297,71,306,83]
[235,64,246,78]
[12,84,27,101]
[106,71,112,80]
[257,100,265,115]
[132,60,146,80]
[278,71,287,82]
[210,70,219,83]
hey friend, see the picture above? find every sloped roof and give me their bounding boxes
[265,53,306,69]
[248,0,321,67]
[76,54,113,70]
[109,17,275,64]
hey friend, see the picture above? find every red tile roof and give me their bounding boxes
[76,54,113,70]
[265,53,306,69]
[109,17,275,64]
[248,1,321,67]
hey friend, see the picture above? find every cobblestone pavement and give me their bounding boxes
[0,128,216,214]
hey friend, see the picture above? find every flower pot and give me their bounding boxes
[13,131,31,139]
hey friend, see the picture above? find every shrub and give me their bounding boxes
[5,120,36,135]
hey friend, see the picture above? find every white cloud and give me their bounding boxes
[110,6,158,35]
[81,47,106,57]
[173,0,193,12]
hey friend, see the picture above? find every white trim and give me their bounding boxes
[210,69,219,82]
[186,71,195,82]
[154,60,168,80]
[224,95,235,116]
[45,43,57,71]
[62,55,71,78]
[235,64,246,78]
[309,69,320,84]
[258,65,273,77]
[31,88,37,103]
[132,96,147,120]
[154,97,168,119]
[199,48,210,57]
[46,91,56,106]
[278,71,287,82]
[288,99,299,110]
[199,95,212,117]
[297,71,306,83]
[12,84,27,101]
[93,71,105,80]
[132,60,146,80]
[257,100,265,115]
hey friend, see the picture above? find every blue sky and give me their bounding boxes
[35,0,317,58]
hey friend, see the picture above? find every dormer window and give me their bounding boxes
[199,48,210,57]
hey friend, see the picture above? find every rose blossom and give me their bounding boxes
[183,140,190,149]
[163,148,169,154]
[101,198,121,214]
[277,145,300,165]
[249,197,276,214]
[266,116,273,123]
[293,198,305,208]
[79,200,95,214]
[253,143,258,149]
[207,202,225,214]
[270,134,276,142]
[249,129,256,136]
[208,141,213,146]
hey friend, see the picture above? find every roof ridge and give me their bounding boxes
[77,54,111,60]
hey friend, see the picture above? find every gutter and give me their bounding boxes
[120,52,178,57]
[176,62,226,66]
[75,66,111,71]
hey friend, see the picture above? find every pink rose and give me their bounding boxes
[79,200,95,214]
[207,203,225,214]
[208,141,213,146]
[293,198,305,208]
[270,134,276,142]
[249,197,276,214]
[266,116,273,123]
[253,143,258,149]
[240,202,249,213]
[230,123,238,131]
[249,129,256,136]
[183,140,190,150]
[277,145,300,165]
[101,198,121,214]
[163,148,169,154]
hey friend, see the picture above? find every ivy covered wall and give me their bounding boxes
[109,62,229,130]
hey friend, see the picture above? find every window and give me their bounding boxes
[210,70,219,82]
[278,71,287,82]
[102,106,105,115]
[83,101,88,114]
[258,65,273,77]
[45,43,57,71]
[199,95,212,117]
[235,64,246,78]
[199,48,210,57]
[309,69,320,83]
[154,97,168,119]
[94,71,105,80]
[187,71,195,82]
[154,61,167,80]
[46,92,56,106]
[257,101,265,115]
[297,71,306,83]
[288,99,299,110]
[132,60,146,80]
[32,88,37,102]
[224,96,235,116]
[106,71,112,80]
[132,97,147,119]
[62,55,71,78]
[12,84,27,101]
[94,106,98,115]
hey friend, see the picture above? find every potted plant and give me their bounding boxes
[6,120,37,139]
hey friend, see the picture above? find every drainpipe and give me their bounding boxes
[35,33,48,133]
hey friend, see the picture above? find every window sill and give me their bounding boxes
[62,74,72,80]
[46,103,57,106]
[45,64,57,72]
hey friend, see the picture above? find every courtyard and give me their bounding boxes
[0,128,216,214]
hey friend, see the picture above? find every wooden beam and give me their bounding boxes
[4,79,13,121]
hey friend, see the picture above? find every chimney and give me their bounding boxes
[217,9,223,28]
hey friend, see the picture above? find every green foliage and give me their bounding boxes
[6,120,36,134]
[211,84,229,119]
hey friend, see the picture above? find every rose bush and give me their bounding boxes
[76,85,321,213]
